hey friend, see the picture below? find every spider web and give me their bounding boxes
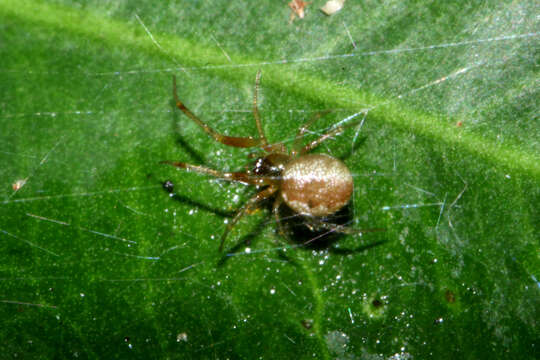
[0,0,538,358]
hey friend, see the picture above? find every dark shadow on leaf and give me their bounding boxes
[329,239,387,255]
[168,192,235,218]
[217,218,268,267]
[347,135,368,159]
[170,98,206,164]
[174,136,206,165]
[153,176,236,218]
[284,204,387,254]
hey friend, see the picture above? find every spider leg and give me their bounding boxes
[272,197,287,239]
[160,161,272,186]
[291,110,332,156]
[320,223,385,235]
[173,76,262,148]
[303,218,385,245]
[301,126,344,155]
[300,114,364,155]
[219,185,279,251]
[249,71,292,154]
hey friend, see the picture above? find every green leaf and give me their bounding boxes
[1,0,538,358]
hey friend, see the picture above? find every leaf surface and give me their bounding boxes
[1,1,538,358]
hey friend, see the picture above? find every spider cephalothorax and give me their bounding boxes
[163,72,372,251]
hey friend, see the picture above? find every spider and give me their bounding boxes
[162,72,378,251]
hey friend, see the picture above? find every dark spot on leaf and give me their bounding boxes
[301,319,313,329]
[433,317,444,325]
[445,289,456,303]
[162,180,174,193]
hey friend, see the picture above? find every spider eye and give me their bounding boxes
[253,157,277,176]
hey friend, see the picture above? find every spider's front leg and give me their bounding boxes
[173,76,262,148]
[160,160,269,186]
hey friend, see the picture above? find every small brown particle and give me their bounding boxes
[445,289,456,303]
[289,0,311,23]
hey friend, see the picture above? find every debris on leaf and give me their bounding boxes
[12,179,26,191]
[176,332,188,342]
[320,0,346,15]
[289,0,311,23]
[301,318,314,329]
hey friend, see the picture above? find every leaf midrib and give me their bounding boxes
[2,0,538,179]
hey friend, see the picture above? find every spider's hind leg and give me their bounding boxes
[303,217,385,246]
[300,112,367,155]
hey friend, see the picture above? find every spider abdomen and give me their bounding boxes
[281,154,353,217]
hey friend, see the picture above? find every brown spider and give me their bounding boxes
[162,72,378,251]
